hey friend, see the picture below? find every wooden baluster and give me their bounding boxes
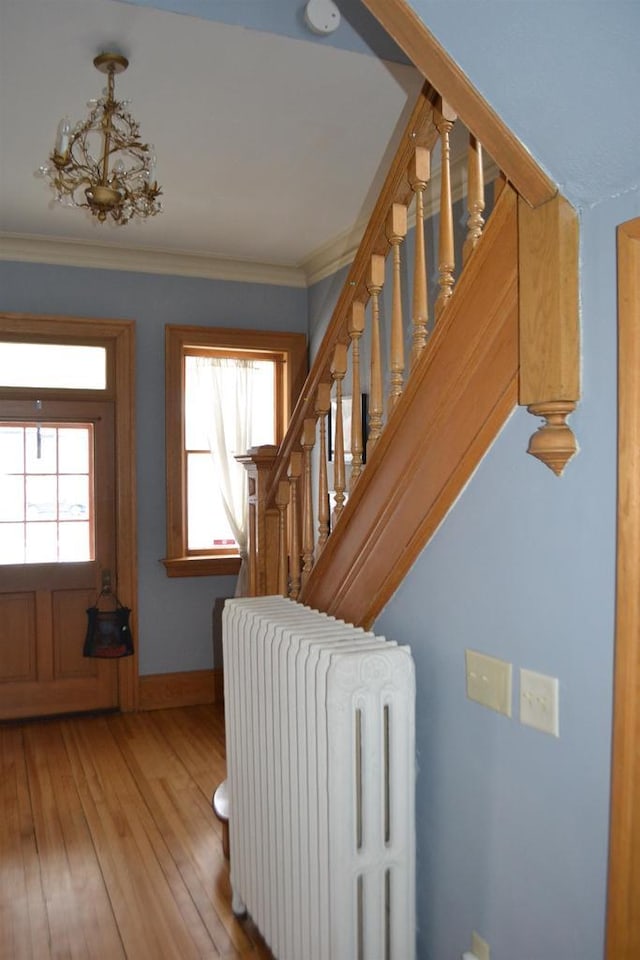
[386,203,408,411]
[275,480,289,596]
[246,475,258,596]
[463,133,485,264]
[434,99,457,320]
[301,418,316,586]
[287,452,302,599]
[409,145,431,370]
[348,302,365,489]
[331,343,348,525]
[367,254,385,458]
[315,382,331,554]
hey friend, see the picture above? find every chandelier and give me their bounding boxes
[39,53,162,225]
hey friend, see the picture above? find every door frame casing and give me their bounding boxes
[0,313,138,711]
[606,219,640,958]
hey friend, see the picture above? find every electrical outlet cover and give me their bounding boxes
[520,667,559,736]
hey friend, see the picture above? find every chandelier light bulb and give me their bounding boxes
[39,52,162,226]
[55,118,71,158]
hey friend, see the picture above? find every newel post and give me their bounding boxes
[236,444,279,596]
[518,194,580,476]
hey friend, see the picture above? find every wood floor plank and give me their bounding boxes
[23,721,126,959]
[0,706,273,960]
[108,711,254,957]
[0,726,51,960]
[147,705,228,852]
[61,715,215,959]
[149,704,228,797]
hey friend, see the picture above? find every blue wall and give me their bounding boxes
[0,261,306,674]
[407,1,640,209]
[349,1,640,956]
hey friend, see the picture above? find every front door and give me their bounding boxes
[0,398,119,719]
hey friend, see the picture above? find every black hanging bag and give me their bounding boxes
[84,587,134,659]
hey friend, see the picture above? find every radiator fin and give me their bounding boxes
[384,703,390,846]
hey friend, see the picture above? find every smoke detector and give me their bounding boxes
[304,0,341,36]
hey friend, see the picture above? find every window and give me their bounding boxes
[0,342,107,390]
[0,422,93,564]
[164,325,306,577]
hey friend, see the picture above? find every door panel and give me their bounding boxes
[0,593,36,681]
[0,399,118,719]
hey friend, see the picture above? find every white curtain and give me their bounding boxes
[195,357,256,597]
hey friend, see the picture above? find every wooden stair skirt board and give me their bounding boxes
[139,668,224,710]
[302,185,519,629]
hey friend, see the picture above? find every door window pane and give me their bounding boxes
[26,475,58,518]
[0,426,24,472]
[58,428,90,473]
[59,521,91,562]
[59,475,89,518]
[26,522,58,563]
[1,524,24,564]
[0,475,23,521]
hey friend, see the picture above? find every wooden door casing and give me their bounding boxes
[0,313,137,715]
[606,217,640,959]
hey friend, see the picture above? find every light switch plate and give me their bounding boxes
[520,667,559,736]
[465,650,512,717]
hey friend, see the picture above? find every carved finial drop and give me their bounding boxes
[527,401,578,475]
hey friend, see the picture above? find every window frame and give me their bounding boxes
[163,324,307,578]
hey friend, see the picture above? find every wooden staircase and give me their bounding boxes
[302,183,519,628]
[239,75,579,628]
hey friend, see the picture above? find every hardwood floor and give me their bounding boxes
[0,704,273,959]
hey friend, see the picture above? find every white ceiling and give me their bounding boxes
[0,0,424,284]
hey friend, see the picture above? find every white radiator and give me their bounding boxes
[223,596,416,960]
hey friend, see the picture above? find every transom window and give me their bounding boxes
[0,342,106,390]
[0,422,93,564]
[164,325,306,577]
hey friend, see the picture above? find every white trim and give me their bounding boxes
[0,234,307,288]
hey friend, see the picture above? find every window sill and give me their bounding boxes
[161,556,241,578]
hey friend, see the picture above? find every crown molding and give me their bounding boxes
[1,155,498,290]
[0,233,307,288]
